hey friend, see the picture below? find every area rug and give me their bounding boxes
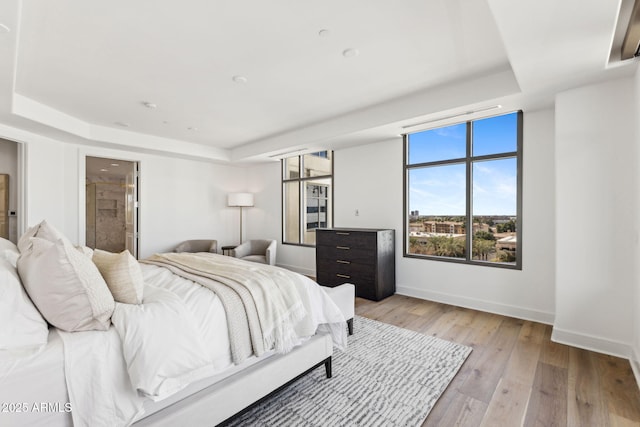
[223,316,472,427]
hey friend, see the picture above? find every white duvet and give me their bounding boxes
[58,262,346,427]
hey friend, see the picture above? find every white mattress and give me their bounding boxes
[0,329,72,426]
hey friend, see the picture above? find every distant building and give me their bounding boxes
[409,222,424,233]
[496,235,517,251]
[423,221,465,234]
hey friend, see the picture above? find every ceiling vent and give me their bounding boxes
[622,0,640,59]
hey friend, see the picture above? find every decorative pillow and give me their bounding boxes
[17,220,68,253]
[0,237,19,267]
[17,237,115,332]
[0,257,49,350]
[92,249,144,304]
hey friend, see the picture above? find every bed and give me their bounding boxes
[0,221,349,427]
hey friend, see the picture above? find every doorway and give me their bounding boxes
[85,156,139,258]
[0,139,18,243]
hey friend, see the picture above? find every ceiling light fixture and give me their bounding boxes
[142,101,157,109]
[110,163,120,167]
[0,24,10,33]
[100,168,108,172]
[232,75,248,84]
[401,105,503,130]
[342,48,360,58]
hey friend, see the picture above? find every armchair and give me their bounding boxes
[232,239,276,265]
[174,239,218,254]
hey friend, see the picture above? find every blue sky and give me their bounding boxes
[408,113,518,216]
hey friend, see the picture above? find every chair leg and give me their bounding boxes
[347,318,353,335]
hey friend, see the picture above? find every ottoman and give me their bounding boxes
[321,283,355,335]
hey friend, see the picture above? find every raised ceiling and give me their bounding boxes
[0,0,637,162]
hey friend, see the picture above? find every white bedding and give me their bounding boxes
[0,330,71,427]
[54,260,345,427]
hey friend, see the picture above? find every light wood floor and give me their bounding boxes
[355,294,640,427]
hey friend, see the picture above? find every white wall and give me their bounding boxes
[331,109,556,323]
[0,125,248,257]
[553,76,637,358]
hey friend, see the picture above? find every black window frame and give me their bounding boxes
[403,111,523,270]
[281,151,334,247]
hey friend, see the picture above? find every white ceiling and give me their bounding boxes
[0,0,637,163]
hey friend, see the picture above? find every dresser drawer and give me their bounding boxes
[316,259,375,281]
[316,246,376,265]
[316,230,377,250]
[316,269,377,300]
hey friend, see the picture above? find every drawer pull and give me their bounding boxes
[336,232,350,236]
[336,260,351,264]
[336,246,350,250]
[336,274,351,279]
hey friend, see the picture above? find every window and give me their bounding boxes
[404,111,522,269]
[283,151,333,246]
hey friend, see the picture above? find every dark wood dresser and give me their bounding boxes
[315,228,395,301]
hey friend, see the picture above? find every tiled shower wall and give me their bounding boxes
[86,177,126,252]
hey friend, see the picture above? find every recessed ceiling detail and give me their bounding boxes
[3,0,631,163]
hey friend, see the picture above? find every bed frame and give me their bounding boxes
[134,283,354,426]
[134,333,333,426]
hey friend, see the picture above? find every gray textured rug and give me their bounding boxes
[223,316,472,427]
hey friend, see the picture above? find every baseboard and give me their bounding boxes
[631,347,640,390]
[396,285,555,325]
[550,327,631,359]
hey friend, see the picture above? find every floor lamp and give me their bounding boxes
[228,192,254,245]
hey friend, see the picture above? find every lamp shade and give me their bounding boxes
[228,192,254,207]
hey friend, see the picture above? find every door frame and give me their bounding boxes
[78,149,141,258]
[0,137,27,242]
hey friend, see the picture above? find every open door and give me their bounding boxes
[125,162,139,258]
[85,156,139,257]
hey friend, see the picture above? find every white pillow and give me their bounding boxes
[17,237,115,332]
[17,220,68,253]
[92,249,144,304]
[111,285,215,401]
[0,257,49,351]
[0,237,19,268]
[75,245,94,258]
